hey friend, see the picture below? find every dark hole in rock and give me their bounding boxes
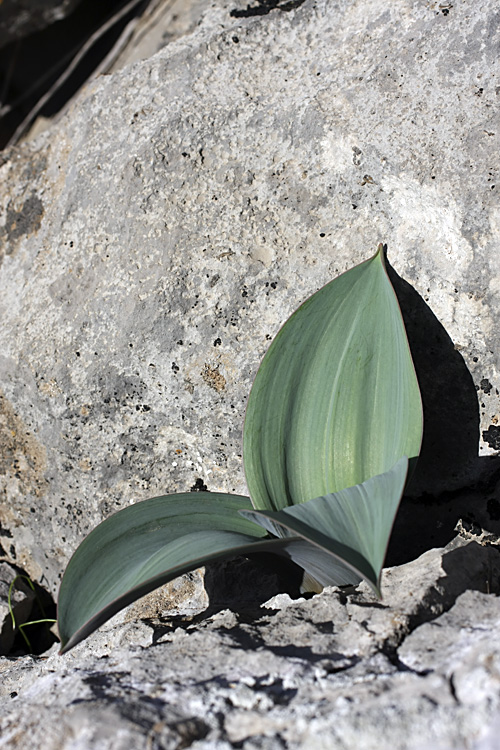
[4,566,58,657]
[190,477,208,492]
[203,553,303,616]
[230,0,306,18]
[483,425,500,451]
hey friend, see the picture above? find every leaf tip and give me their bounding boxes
[374,242,387,264]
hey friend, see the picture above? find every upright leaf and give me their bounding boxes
[244,246,422,512]
[242,457,409,595]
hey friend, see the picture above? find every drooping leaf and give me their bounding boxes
[241,457,409,595]
[243,246,423,512]
[57,492,293,653]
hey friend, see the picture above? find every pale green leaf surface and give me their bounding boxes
[59,248,424,653]
[241,458,408,594]
[58,492,289,653]
[244,247,423,512]
[278,538,363,590]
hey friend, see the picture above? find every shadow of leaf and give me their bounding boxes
[385,256,500,565]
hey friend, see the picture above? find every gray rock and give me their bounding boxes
[106,0,212,74]
[1,540,500,749]
[399,588,500,693]
[0,0,499,598]
[1,0,500,745]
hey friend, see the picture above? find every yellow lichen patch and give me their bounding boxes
[39,379,62,398]
[78,458,92,472]
[0,390,48,502]
[201,363,226,393]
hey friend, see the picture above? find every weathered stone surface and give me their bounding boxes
[107,0,211,74]
[400,588,500,682]
[1,0,500,744]
[1,540,500,749]
[0,0,499,597]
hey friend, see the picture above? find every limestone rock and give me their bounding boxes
[1,540,500,749]
[0,0,499,598]
[106,0,212,74]
[1,0,500,744]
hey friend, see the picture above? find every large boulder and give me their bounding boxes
[1,0,500,745]
[1,0,498,596]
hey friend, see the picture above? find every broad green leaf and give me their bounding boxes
[243,246,423,512]
[57,492,292,653]
[241,457,409,595]
[58,248,424,653]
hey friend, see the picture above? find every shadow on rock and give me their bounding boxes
[203,553,304,616]
[438,539,500,598]
[148,554,304,644]
[385,255,500,566]
[230,0,307,18]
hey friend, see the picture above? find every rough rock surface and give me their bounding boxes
[1,0,500,745]
[0,0,499,595]
[1,539,500,749]
[107,0,212,74]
